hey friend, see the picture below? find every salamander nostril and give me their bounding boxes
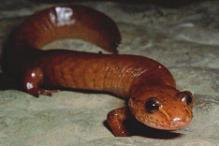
[145,97,161,113]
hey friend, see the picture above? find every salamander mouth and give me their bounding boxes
[135,113,192,131]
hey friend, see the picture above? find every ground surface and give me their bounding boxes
[0,0,219,146]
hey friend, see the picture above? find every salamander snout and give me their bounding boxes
[129,86,194,130]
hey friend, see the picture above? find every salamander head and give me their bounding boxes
[129,85,194,130]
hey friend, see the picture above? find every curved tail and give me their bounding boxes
[4,5,121,76]
[13,5,121,52]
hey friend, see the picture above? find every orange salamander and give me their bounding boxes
[4,5,194,136]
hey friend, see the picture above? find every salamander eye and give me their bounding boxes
[178,91,193,106]
[145,97,161,113]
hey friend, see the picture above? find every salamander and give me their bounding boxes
[4,5,194,136]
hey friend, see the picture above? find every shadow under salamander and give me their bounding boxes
[0,73,18,90]
[104,117,182,139]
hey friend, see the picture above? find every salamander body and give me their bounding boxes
[4,5,194,136]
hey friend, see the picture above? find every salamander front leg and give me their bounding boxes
[22,67,55,97]
[107,107,132,136]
